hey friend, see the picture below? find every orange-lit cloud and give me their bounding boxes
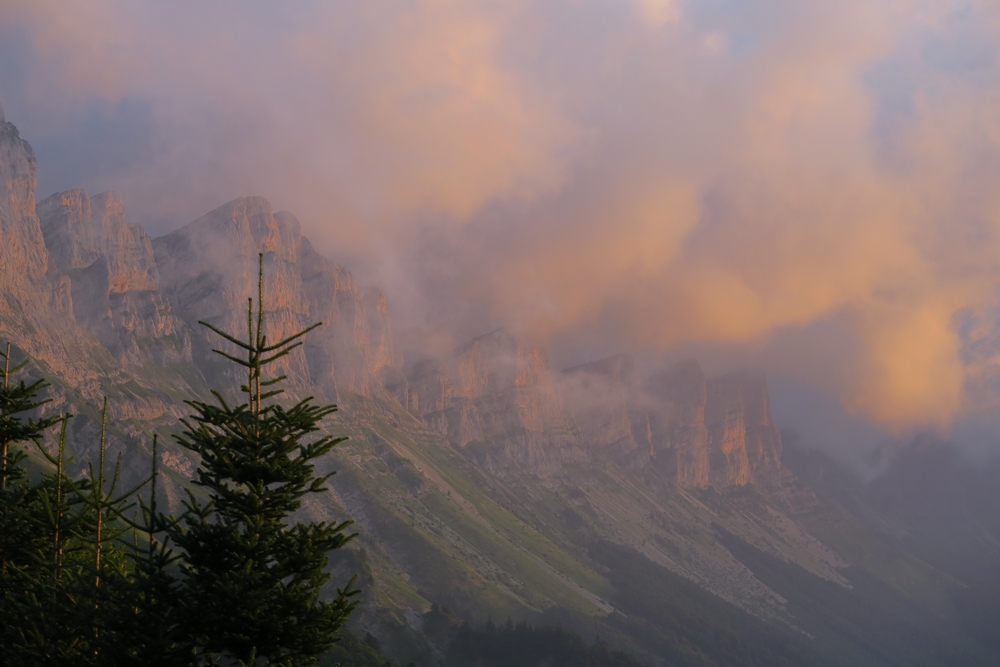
[3,0,1000,432]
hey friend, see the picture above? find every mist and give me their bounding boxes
[4,0,1000,461]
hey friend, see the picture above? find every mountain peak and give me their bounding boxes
[151,197,402,401]
[168,196,302,264]
[0,119,50,299]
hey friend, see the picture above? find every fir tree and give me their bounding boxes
[105,435,188,666]
[0,343,63,572]
[169,254,359,666]
[10,416,96,665]
[10,395,143,666]
[0,342,65,664]
[0,343,161,666]
[82,398,151,663]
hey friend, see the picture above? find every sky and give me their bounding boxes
[3,0,1000,464]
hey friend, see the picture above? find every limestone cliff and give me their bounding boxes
[0,124,173,473]
[0,120,404,475]
[561,354,652,469]
[565,357,787,487]
[407,328,584,475]
[7,106,785,492]
[410,331,786,487]
[37,190,191,366]
[702,370,785,486]
[152,197,403,402]
[0,120,116,393]
[0,118,52,310]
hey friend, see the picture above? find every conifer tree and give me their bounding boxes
[0,343,63,572]
[169,254,358,666]
[0,342,64,663]
[0,344,156,666]
[82,398,150,662]
[10,395,142,665]
[105,435,188,666]
[18,415,103,665]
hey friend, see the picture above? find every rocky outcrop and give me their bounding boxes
[0,121,116,393]
[37,190,191,366]
[702,371,785,486]
[562,354,652,469]
[408,331,786,486]
[152,197,403,402]
[643,360,712,484]
[38,190,157,291]
[0,118,51,310]
[8,180,401,407]
[1,116,404,465]
[407,329,584,475]
[565,357,786,487]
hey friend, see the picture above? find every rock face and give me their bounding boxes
[564,356,785,487]
[0,119,51,310]
[407,329,584,474]
[409,334,786,487]
[152,197,403,402]
[37,190,191,366]
[561,354,653,469]
[1,117,403,424]
[13,181,402,405]
[0,122,113,393]
[702,371,785,486]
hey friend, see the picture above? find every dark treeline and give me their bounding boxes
[320,611,645,667]
[0,257,359,666]
[444,616,644,667]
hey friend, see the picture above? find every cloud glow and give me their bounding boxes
[3,0,1000,432]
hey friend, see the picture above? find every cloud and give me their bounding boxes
[4,0,1000,435]
[636,0,682,28]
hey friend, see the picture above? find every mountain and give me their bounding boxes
[2,116,999,666]
[406,331,785,489]
[151,195,404,402]
[0,116,51,306]
[37,189,191,367]
[407,328,584,475]
[786,433,1000,587]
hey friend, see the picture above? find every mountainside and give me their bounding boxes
[2,117,998,666]
[0,116,50,305]
[406,330,785,489]
[37,188,191,367]
[151,195,404,402]
[785,434,1000,588]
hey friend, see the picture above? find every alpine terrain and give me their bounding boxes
[2,114,999,666]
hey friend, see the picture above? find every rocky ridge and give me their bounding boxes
[406,329,584,476]
[10,144,786,491]
[4,116,985,666]
[37,189,190,367]
[0,118,114,396]
[409,330,787,488]
[1,119,405,481]
[0,118,50,306]
[151,196,404,402]
[1,112,785,490]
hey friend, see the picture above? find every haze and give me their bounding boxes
[3,0,1000,463]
